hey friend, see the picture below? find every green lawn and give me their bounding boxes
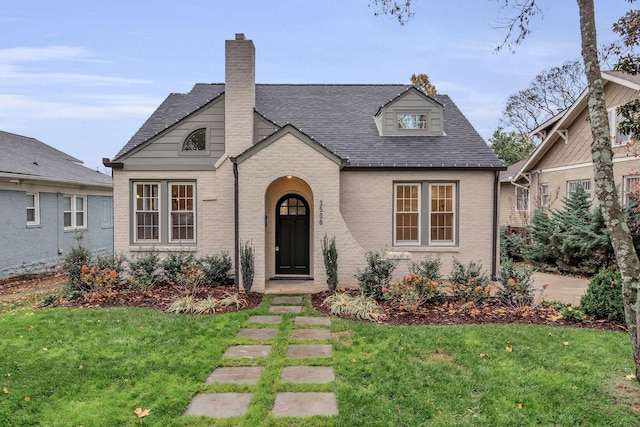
[1,295,639,426]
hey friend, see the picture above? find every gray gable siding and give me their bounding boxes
[113,84,502,170]
[255,113,280,142]
[380,90,443,136]
[123,99,226,171]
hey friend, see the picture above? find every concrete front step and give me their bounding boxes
[272,392,338,417]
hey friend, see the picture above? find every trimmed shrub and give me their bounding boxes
[62,234,91,292]
[240,240,255,293]
[496,261,536,308]
[581,269,625,322]
[448,258,492,303]
[383,273,441,311]
[161,251,196,284]
[127,250,163,288]
[356,250,398,301]
[321,234,339,292]
[199,252,233,286]
[409,255,442,282]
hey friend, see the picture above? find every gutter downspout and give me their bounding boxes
[492,171,499,280]
[232,158,240,289]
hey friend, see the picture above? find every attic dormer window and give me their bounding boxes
[397,113,428,130]
[183,128,206,151]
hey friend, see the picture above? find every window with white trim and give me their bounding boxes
[608,107,632,146]
[26,192,39,226]
[429,183,456,244]
[567,180,592,198]
[134,183,160,242]
[515,186,530,212]
[540,184,550,207]
[63,195,86,230]
[170,183,195,242]
[397,113,428,129]
[624,175,640,205]
[394,183,420,244]
[133,181,196,244]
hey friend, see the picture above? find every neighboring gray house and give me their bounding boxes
[0,130,113,277]
[104,34,504,292]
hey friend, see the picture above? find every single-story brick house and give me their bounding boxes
[103,34,504,292]
[0,130,113,278]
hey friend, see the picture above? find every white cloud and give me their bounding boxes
[0,45,91,63]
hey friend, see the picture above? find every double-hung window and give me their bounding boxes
[394,182,457,246]
[515,186,530,212]
[26,192,39,226]
[540,184,550,207]
[134,183,160,242]
[429,183,455,244]
[133,181,196,244]
[395,184,420,244]
[567,179,591,198]
[63,195,86,230]
[170,183,195,242]
[608,107,632,146]
[624,175,640,206]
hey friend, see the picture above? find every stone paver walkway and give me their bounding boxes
[183,294,338,420]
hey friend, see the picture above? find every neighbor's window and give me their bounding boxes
[170,183,195,242]
[540,184,550,207]
[63,195,86,230]
[429,183,455,244]
[608,107,632,146]
[624,175,640,205]
[515,186,530,212]
[26,192,39,226]
[134,183,160,242]
[397,113,428,130]
[567,179,592,198]
[395,183,420,244]
[182,128,206,151]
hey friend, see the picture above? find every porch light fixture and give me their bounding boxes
[286,175,293,179]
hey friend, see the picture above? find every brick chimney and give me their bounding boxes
[225,33,255,156]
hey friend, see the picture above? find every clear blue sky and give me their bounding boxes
[0,1,632,172]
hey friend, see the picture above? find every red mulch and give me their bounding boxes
[58,283,263,313]
[311,291,628,332]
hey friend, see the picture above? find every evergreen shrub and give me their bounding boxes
[581,269,625,322]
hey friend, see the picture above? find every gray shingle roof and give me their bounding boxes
[0,130,112,186]
[115,84,503,169]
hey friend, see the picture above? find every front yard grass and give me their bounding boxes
[1,296,639,426]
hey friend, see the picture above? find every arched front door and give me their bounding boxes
[275,194,310,275]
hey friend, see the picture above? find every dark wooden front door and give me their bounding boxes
[276,195,310,275]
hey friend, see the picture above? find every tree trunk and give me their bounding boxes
[577,0,640,379]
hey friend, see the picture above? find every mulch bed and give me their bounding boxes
[311,291,628,332]
[58,283,263,313]
[0,270,66,295]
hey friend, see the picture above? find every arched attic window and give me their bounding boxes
[182,128,206,151]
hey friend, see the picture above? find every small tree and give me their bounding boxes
[61,233,91,291]
[321,234,339,293]
[410,73,437,94]
[240,240,255,293]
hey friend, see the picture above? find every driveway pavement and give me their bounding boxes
[532,272,589,305]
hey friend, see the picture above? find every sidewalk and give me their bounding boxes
[532,272,589,305]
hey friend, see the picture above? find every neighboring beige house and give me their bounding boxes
[503,71,640,227]
[498,159,528,228]
[103,34,504,292]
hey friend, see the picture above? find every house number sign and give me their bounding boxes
[319,200,323,225]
